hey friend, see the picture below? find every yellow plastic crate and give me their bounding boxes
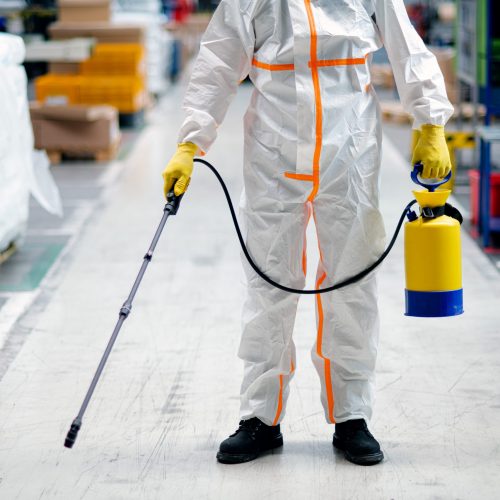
[35,74,81,105]
[80,43,145,76]
[79,76,145,113]
[94,43,144,58]
[80,59,145,76]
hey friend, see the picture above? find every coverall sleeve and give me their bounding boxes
[177,0,256,152]
[374,0,454,129]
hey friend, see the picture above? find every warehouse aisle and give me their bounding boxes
[0,84,499,499]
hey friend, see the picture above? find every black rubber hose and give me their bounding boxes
[194,158,417,295]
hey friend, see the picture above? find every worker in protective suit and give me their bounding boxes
[163,0,453,466]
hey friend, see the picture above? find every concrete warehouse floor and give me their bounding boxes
[0,83,499,499]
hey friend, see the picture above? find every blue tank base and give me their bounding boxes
[405,289,464,318]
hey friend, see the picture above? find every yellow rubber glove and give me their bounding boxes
[410,128,421,156]
[162,142,197,198]
[411,124,451,179]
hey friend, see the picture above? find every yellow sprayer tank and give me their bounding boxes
[404,168,463,317]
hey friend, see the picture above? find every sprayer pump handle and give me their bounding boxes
[411,163,452,192]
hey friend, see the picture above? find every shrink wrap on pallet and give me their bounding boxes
[0,34,62,254]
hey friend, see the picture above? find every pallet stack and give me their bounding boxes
[30,103,121,164]
[1,33,62,261]
[0,34,31,258]
[29,0,150,163]
[35,43,147,120]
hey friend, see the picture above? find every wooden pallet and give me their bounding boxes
[47,138,121,165]
[380,101,412,124]
[380,101,487,125]
[453,102,487,120]
[0,242,17,265]
[370,64,395,89]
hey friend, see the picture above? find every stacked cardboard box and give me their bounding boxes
[35,43,147,113]
[51,0,144,43]
[30,103,121,164]
[58,0,111,23]
[49,22,145,45]
[47,27,145,75]
[36,0,148,117]
[30,0,149,158]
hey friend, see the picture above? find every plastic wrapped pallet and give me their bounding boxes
[0,33,62,255]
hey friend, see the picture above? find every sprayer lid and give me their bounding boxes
[413,189,451,208]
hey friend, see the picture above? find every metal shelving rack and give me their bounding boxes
[456,0,480,132]
[457,0,500,248]
[477,0,500,248]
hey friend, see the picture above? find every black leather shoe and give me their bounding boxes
[333,419,384,465]
[216,418,283,464]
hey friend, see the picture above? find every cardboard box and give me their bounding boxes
[58,0,111,23]
[30,103,120,153]
[49,22,145,44]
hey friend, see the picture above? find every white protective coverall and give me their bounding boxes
[178,0,453,425]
